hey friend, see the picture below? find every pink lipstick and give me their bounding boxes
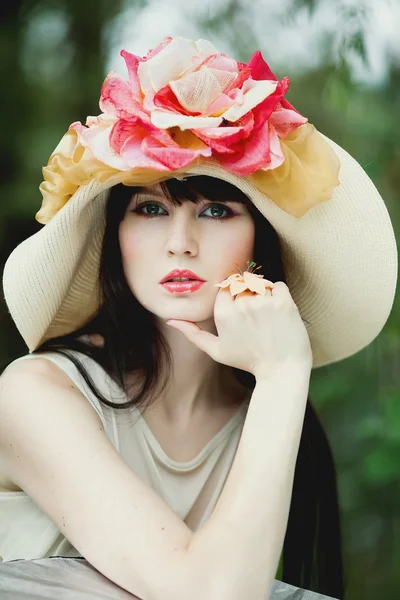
[161,280,205,294]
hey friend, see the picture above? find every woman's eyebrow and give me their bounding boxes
[218,198,245,204]
[196,196,245,204]
[131,194,245,206]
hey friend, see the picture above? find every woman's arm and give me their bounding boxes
[0,356,310,600]
[0,358,196,600]
[186,358,312,600]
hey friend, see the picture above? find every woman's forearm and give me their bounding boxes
[186,359,312,600]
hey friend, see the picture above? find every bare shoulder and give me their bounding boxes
[0,354,103,452]
[0,354,103,493]
[1,354,77,389]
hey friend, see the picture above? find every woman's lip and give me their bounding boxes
[161,280,205,294]
[161,278,205,283]
[160,270,205,283]
[163,279,203,282]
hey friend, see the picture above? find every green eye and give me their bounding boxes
[133,202,235,220]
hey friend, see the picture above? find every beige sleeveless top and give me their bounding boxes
[0,347,248,563]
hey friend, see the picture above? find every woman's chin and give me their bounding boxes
[155,309,215,326]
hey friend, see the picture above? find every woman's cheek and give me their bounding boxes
[119,222,147,261]
[213,224,255,267]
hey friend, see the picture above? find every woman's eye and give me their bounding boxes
[133,202,233,219]
[135,203,167,217]
[202,204,232,219]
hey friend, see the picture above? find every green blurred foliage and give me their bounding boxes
[0,1,399,598]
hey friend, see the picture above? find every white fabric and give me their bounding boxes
[0,347,247,563]
[0,557,339,599]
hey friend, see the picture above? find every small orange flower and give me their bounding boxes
[215,262,274,296]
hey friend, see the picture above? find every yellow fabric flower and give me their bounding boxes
[248,123,340,218]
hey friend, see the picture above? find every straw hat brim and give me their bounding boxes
[2,134,398,367]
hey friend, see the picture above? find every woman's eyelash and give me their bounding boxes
[132,202,235,220]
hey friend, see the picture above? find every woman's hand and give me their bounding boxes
[166,281,313,379]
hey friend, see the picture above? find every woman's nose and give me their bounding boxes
[165,212,199,255]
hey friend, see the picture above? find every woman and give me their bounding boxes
[0,36,397,600]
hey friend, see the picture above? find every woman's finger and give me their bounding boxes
[166,320,222,363]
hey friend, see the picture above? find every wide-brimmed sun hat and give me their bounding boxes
[2,36,398,367]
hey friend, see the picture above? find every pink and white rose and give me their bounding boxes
[70,36,307,176]
[38,36,340,225]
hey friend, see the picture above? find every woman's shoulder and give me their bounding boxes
[0,349,110,425]
[2,353,72,387]
[1,339,128,426]
[2,334,105,388]
[0,354,106,448]
[2,351,88,390]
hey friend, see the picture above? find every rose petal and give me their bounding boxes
[138,37,199,93]
[217,121,283,175]
[80,125,132,170]
[204,93,235,117]
[167,128,212,157]
[145,37,173,60]
[170,66,236,114]
[137,59,153,98]
[252,77,290,128]
[120,50,143,101]
[99,72,147,121]
[85,114,117,128]
[120,129,170,171]
[151,109,222,130]
[192,52,238,76]
[194,135,237,154]
[247,50,278,82]
[269,106,308,138]
[194,124,243,140]
[228,88,245,105]
[99,72,131,116]
[154,84,191,115]
[224,63,252,96]
[109,119,139,154]
[194,111,254,152]
[142,136,204,170]
[259,124,285,171]
[150,126,181,147]
[195,39,221,57]
[222,79,278,122]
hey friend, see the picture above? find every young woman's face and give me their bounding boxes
[118,182,255,324]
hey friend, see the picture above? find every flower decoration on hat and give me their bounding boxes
[37,36,340,225]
